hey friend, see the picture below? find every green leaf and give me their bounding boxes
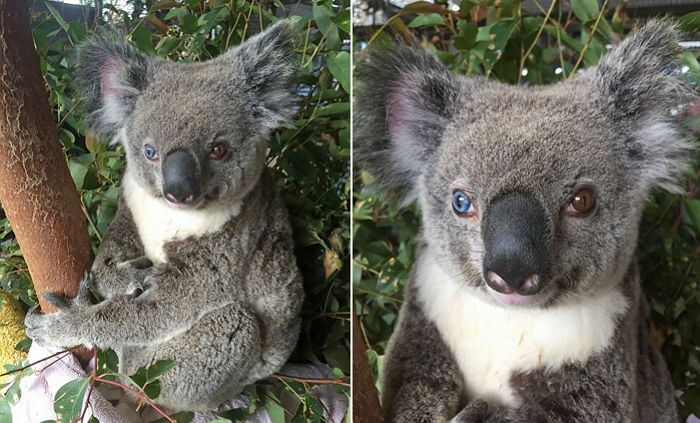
[146,360,177,383]
[571,0,599,22]
[408,13,444,28]
[593,17,614,39]
[43,1,68,31]
[326,51,350,92]
[67,22,88,43]
[150,0,181,11]
[312,0,340,50]
[679,11,700,32]
[96,349,119,374]
[460,0,478,13]
[330,9,351,33]
[180,14,198,34]
[130,26,155,54]
[53,378,90,422]
[0,398,11,423]
[315,102,350,117]
[32,29,49,55]
[683,199,700,230]
[264,394,286,422]
[544,25,584,52]
[156,36,182,56]
[476,18,518,74]
[400,1,444,15]
[164,6,188,20]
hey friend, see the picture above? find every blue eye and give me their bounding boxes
[452,191,473,216]
[144,144,158,161]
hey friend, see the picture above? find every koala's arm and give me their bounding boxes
[382,281,468,423]
[89,195,152,298]
[25,264,222,348]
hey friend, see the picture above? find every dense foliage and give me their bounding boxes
[0,0,350,421]
[353,1,700,418]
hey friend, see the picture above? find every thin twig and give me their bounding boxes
[94,376,176,423]
[518,0,558,83]
[274,373,350,387]
[0,349,71,378]
[78,349,98,423]
[570,0,609,75]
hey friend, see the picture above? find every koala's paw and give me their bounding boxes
[117,257,156,299]
[42,292,73,311]
[42,274,97,311]
[129,274,157,303]
[24,306,69,347]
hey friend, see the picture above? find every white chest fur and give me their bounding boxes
[415,248,628,407]
[121,170,241,264]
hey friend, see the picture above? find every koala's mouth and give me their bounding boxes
[485,282,556,307]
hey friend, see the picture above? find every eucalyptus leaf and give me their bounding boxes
[571,0,599,22]
[326,51,350,92]
[408,13,445,28]
[53,378,90,423]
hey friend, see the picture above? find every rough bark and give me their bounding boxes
[353,314,385,423]
[0,0,93,313]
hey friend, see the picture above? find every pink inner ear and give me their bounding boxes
[100,57,125,97]
[386,89,412,140]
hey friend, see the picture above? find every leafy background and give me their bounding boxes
[0,0,350,421]
[352,1,700,419]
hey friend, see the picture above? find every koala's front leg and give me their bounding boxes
[382,285,466,423]
[89,200,153,299]
[25,269,214,349]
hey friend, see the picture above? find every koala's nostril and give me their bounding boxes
[518,275,541,295]
[486,271,514,295]
[164,190,198,205]
[164,192,179,204]
[485,270,542,296]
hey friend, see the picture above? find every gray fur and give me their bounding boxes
[355,20,694,422]
[25,21,304,412]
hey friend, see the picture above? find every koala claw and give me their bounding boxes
[129,275,157,302]
[24,308,54,346]
[43,292,73,311]
[42,276,96,311]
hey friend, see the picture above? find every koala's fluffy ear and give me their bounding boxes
[593,19,695,193]
[76,36,157,141]
[354,44,461,205]
[219,20,297,129]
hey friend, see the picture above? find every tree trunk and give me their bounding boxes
[0,1,93,314]
[353,314,385,423]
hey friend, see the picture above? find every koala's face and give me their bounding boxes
[355,20,693,308]
[77,21,296,209]
[123,66,267,209]
[421,83,644,307]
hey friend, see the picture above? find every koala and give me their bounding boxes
[355,20,695,422]
[24,21,305,412]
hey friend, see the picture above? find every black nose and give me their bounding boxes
[162,149,199,205]
[482,191,549,296]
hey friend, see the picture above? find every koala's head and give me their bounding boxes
[77,21,297,209]
[356,20,696,308]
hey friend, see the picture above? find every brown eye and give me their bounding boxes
[566,187,596,217]
[209,143,227,160]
